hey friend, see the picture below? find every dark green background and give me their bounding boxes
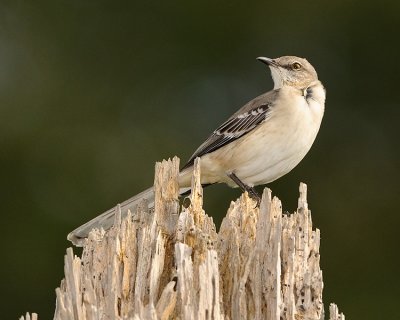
[1,1,399,319]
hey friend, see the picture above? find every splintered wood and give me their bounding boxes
[24,157,345,320]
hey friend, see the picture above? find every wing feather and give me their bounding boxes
[181,90,279,170]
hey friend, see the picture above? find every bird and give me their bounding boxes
[68,55,326,246]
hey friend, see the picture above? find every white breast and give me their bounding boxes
[196,83,325,187]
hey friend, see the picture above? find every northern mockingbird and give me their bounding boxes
[68,55,326,246]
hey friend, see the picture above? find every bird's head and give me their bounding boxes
[257,56,318,90]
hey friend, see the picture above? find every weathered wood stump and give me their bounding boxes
[21,157,344,320]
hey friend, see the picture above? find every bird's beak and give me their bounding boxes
[256,57,278,67]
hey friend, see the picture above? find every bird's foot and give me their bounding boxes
[227,172,261,205]
[247,186,261,205]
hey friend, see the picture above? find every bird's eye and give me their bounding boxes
[292,62,302,70]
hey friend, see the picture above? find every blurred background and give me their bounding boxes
[1,0,399,319]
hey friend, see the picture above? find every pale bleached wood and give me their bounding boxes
[20,313,38,320]
[329,303,345,320]
[21,156,344,320]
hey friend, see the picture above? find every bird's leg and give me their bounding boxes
[227,172,261,204]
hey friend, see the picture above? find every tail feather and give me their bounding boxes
[67,186,191,246]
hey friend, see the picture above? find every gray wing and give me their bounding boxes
[182,90,279,170]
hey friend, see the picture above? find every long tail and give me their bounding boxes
[67,186,190,246]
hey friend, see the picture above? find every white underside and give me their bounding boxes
[179,84,325,188]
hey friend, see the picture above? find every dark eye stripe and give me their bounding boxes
[284,63,300,69]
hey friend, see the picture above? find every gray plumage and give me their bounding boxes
[182,91,278,170]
